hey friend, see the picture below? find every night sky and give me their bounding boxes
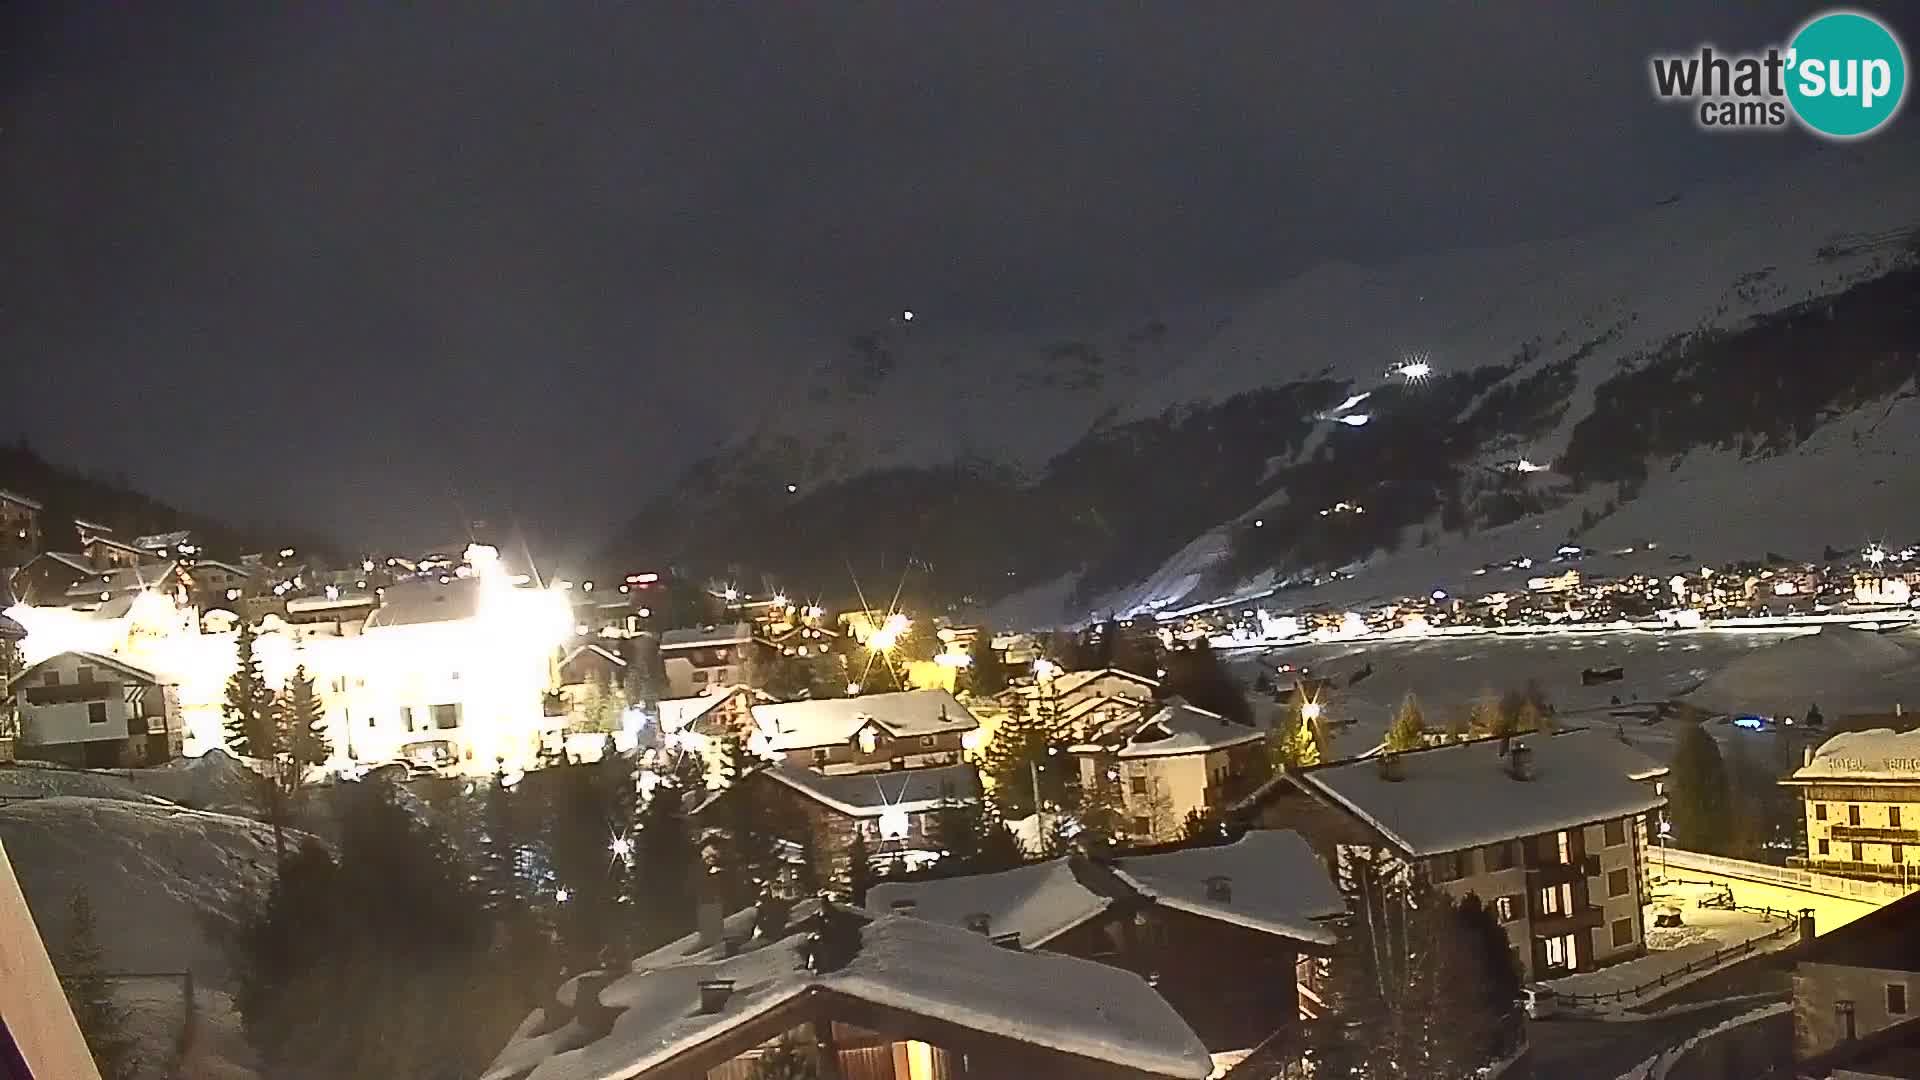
[2,3,1899,556]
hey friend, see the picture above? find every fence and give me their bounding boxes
[1660,847,1917,904]
[1558,906,1800,1008]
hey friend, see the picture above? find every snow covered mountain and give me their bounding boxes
[619,140,1920,625]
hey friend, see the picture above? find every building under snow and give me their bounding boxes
[1068,698,1270,843]
[10,651,183,768]
[1786,729,1920,884]
[867,830,1344,1054]
[1243,727,1668,980]
[480,900,1214,1080]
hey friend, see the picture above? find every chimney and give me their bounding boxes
[698,898,725,951]
[1804,746,1815,768]
[889,897,920,916]
[572,973,619,1038]
[1377,753,1404,782]
[1204,875,1233,903]
[1509,741,1534,781]
[990,931,1022,950]
[697,978,736,1015]
[965,912,992,934]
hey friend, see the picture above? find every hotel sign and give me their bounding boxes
[1822,757,1920,772]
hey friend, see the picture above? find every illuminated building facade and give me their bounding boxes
[1786,729,1920,884]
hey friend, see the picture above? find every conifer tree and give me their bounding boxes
[841,831,876,905]
[713,734,781,908]
[978,696,1067,816]
[57,889,138,1080]
[1160,639,1252,724]
[1386,693,1428,752]
[283,664,329,768]
[751,1035,821,1079]
[967,624,1008,696]
[630,770,698,954]
[222,619,276,758]
[1671,723,1734,854]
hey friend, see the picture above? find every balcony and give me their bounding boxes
[1531,906,1606,937]
[1526,859,1589,888]
[1827,825,1919,843]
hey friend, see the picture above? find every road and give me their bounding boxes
[1523,999,1772,1080]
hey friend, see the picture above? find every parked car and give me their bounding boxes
[1522,984,1559,1019]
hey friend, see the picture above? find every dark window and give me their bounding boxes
[919,735,935,748]
[1130,816,1151,836]
[42,671,59,686]
[1851,805,1863,827]
[1608,868,1631,898]
[1130,776,1148,795]
[75,665,94,684]
[1853,842,1865,861]
[87,701,108,724]
[1484,842,1516,872]
[1604,820,1627,847]
[402,707,416,733]
[1816,804,1828,820]
[812,748,830,765]
[1431,852,1465,883]
[367,715,376,728]
[1894,807,1904,828]
[1895,844,1906,864]
[1819,839,1831,855]
[432,703,461,730]
[1611,918,1635,948]
[1891,984,1908,1016]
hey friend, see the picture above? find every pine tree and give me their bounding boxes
[545,759,629,972]
[1160,639,1252,725]
[631,771,698,954]
[842,831,875,905]
[1670,723,1733,854]
[1806,701,1825,727]
[56,889,138,1080]
[283,664,329,768]
[977,697,1067,817]
[713,735,781,909]
[1386,693,1428,752]
[751,1035,821,1079]
[967,625,1008,696]
[222,619,276,758]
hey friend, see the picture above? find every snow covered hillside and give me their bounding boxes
[621,140,1920,625]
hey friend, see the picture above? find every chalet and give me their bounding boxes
[552,642,629,732]
[867,830,1344,1053]
[0,489,41,557]
[12,650,183,767]
[81,532,152,571]
[10,551,96,606]
[752,690,979,774]
[743,760,982,875]
[1244,728,1667,980]
[184,559,256,609]
[659,622,763,696]
[60,561,190,615]
[1069,699,1270,843]
[480,902,1213,1080]
[132,530,199,558]
[1007,667,1160,730]
[656,686,764,782]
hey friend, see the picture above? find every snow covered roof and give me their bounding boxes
[364,578,482,627]
[1790,728,1920,783]
[62,561,179,599]
[485,910,1212,1080]
[659,622,753,650]
[866,858,1113,948]
[284,592,377,614]
[1050,667,1161,699]
[132,530,192,550]
[1069,699,1265,759]
[752,689,978,752]
[656,689,749,734]
[32,551,93,576]
[0,488,42,510]
[1297,728,1666,857]
[559,643,627,672]
[1110,831,1344,946]
[188,559,253,578]
[17,650,166,687]
[757,761,980,818]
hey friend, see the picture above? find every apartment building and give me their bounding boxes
[1253,728,1667,980]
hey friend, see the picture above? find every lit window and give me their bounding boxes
[857,727,879,755]
[1495,895,1520,922]
[878,807,910,840]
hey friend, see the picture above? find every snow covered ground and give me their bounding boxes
[1545,882,1790,1014]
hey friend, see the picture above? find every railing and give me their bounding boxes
[1557,906,1800,1008]
[1660,847,1917,903]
